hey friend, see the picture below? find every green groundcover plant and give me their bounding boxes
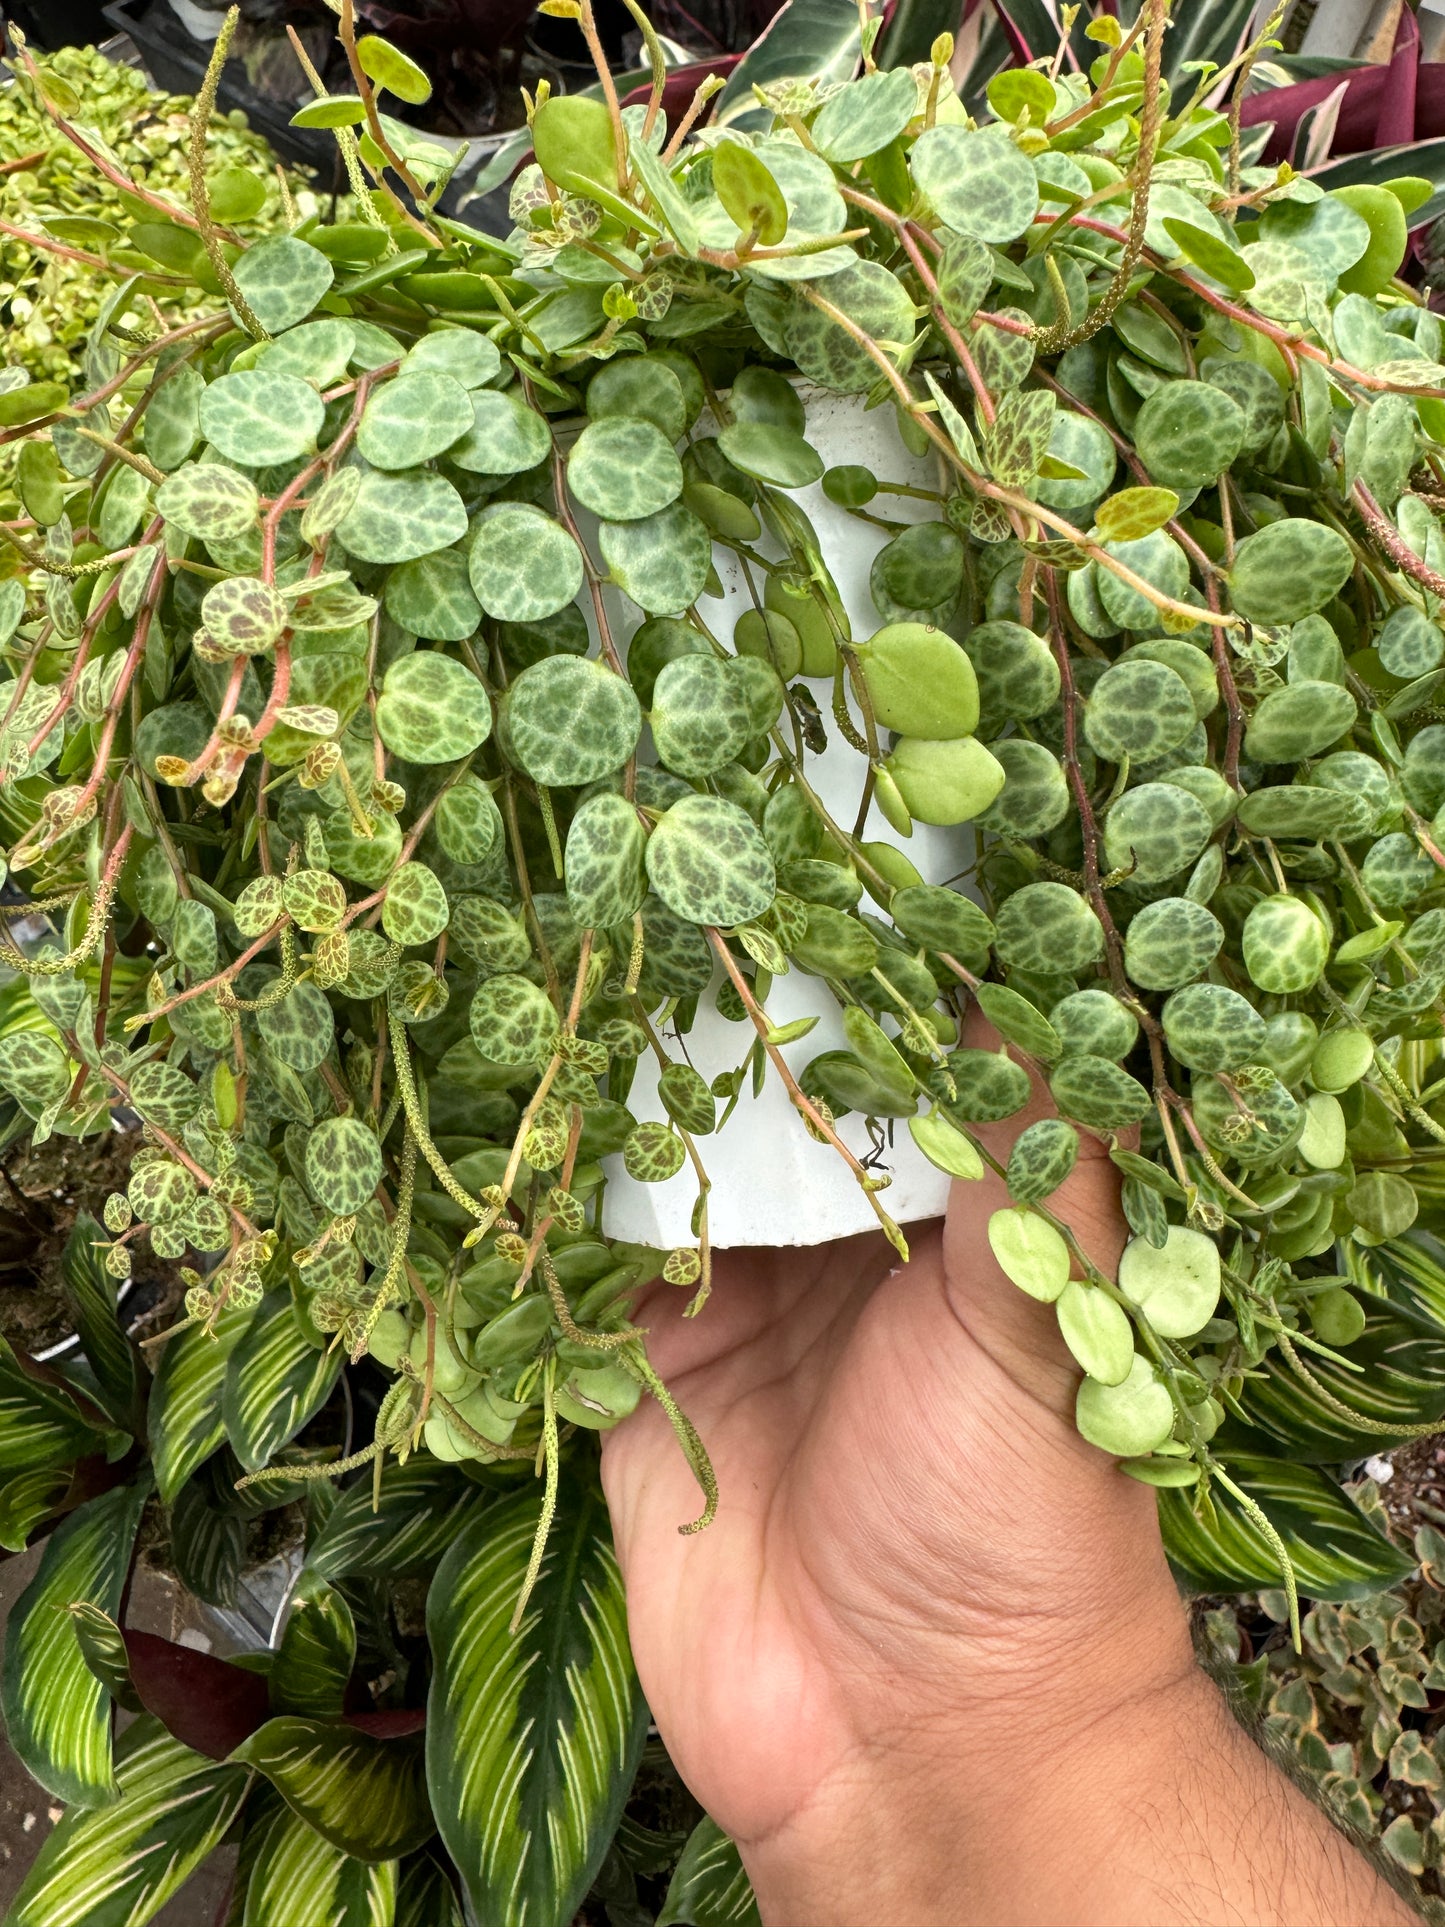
[15,0,1445,1917]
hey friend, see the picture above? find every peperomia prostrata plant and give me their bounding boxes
[8,4,1445,1892]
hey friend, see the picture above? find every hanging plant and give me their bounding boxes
[10,0,1445,1917]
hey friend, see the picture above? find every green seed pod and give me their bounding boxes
[885,736,1005,826]
[1241,894,1330,993]
[853,623,979,739]
[1162,984,1267,1072]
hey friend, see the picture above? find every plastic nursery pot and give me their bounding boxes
[570,387,968,1249]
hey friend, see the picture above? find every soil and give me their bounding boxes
[1377,1437,1445,1537]
[0,1126,183,1357]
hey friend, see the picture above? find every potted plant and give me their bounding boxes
[9,0,1445,1917]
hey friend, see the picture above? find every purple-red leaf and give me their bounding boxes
[123,1629,271,1760]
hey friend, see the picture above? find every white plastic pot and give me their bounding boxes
[568,388,978,1248]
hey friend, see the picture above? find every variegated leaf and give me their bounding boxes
[61,1212,140,1428]
[5,1716,250,1927]
[656,1817,761,1927]
[231,1717,434,1863]
[269,1569,356,1718]
[305,1458,483,1582]
[147,1297,254,1503]
[0,1330,105,1471]
[1,1476,150,1805]
[222,1289,342,1471]
[426,1484,646,1927]
[242,1799,397,1926]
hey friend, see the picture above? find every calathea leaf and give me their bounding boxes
[231,1716,435,1862]
[396,1848,467,1927]
[656,1816,761,1927]
[240,1799,398,1927]
[269,1569,356,1718]
[60,1212,139,1428]
[222,1288,342,1472]
[148,1297,255,1503]
[0,1330,107,1471]
[304,1457,484,1581]
[426,1483,646,1927]
[4,1716,250,1927]
[1,1476,151,1805]
[1159,1453,1413,1602]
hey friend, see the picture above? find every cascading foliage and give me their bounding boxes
[8,0,1445,1706]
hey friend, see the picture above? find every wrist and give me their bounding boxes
[740,1607,1205,1926]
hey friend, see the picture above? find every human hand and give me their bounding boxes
[600,1056,1418,1926]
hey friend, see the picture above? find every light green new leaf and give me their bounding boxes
[426,1485,647,1927]
[148,1297,255,1503]
[233,1717,435,1863]
[242,1797,396,1927]
[656,1816,761,1927]
[1,1476,151,1805]
[222,1289,342,1472]
[5,1717,250,1927]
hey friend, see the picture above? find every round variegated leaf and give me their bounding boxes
[198,371,325,467]
[231,234,335,334]
[306,1116,384,1216]
[1229,519,1353,625]
[376,652,492,765]
[502,656,640,787]
[786,261,917,393]
[257,978,336,1072]
[469,504,584,622]
[200,575,287,657]
[337,468,468,565]
[448,391,553,475]
[383,549,481,642]
[154,463,260,540]
[356,371,471,470]
[469,973,560,1063]
[435,774,502,864]
[567,417,683,521]
[910,125,1039,244]
[651,654,750,778]
[599,502,711,615]
[645,793,776,926]
[259,318,357,385]
[383,861,450,945]
[566,791,647,929]
[406,328,501,388]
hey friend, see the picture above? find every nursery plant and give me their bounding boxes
[14,0,1445,1917]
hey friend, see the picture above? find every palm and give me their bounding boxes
[601,1132,1177,1849]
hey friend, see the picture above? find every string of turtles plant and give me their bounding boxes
[10,0,1445,1744]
